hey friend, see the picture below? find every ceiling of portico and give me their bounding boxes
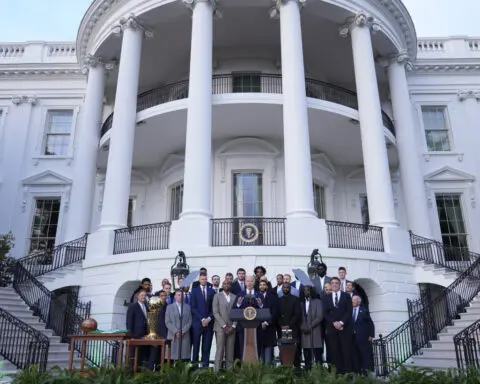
[97,0,396,100]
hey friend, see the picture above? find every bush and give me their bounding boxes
[0,231,15,287]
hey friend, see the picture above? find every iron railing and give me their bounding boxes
[455,318,480,371]
[373,240,480,376]
[410,232,477,273]
[18,235,87,278]
[73,339,120,368]
[326,220,384,252]
[0,307,50,372]
[211,217,286,247]
[113,222,172,254]
[100,74,395,136]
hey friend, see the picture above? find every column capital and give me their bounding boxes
[379,51,414,71]
[269,0,307,19]
[81,55,117,75]
[458,90,480,102]
[339,11,381,38]
[11,95,37,106]
[183,0,221,18]
[111,14,154,39]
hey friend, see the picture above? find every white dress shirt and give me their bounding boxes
[305,299,310,314]
[332,291,341,306]
[223,292,231,303]
[139,302,147,317]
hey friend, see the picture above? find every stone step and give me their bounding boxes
[0,335,61,344]
[438,333,455,342]
[420,348,456,359]
[444,325,471,334]
[430,340,454,348]
[0,303,32,312]
[453,319,477,328]
[0,343,68,352]
[460,313,480,321]
[407,356,457,369]
[0,296,20,303]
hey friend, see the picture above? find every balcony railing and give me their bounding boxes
[326,220,384,252]
[211,217,286,247]
[113,222,172,255]
[454,318,480,371]
[101,74,395,136]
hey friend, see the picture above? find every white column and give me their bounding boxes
[386,53,431,236]
[340,12,397,227]
[276,0,316,218]
[99,15,151,230]
[180,0,215,219]
[65,56,108,240]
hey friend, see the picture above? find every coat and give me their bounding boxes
[126,302,149,339]
[277,294,302,339]
[212,292,237,333]
[165,302,192,360]
[257,292,278,347]
[323,291,353,335]
[190,285,216,330]
[300,298,323,348]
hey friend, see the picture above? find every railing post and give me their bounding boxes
[378,334,388,376]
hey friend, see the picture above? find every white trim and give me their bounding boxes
[0,106,9,184]
[416,103,455,153]
[22,170,73,186]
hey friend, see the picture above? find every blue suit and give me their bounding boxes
[352,306,375,373]
[190,285,216,367]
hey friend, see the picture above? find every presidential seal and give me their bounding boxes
[239,223,259,243]
[243,306,257,321]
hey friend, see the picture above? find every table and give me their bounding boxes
[126,339,172,373]
[68,333,131,372]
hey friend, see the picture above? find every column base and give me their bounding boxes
[84,230,115,263]
[371,220,399,228]
[170,216,211,249]
[382,226,412,257]
[97,222,126,231]
[285,217,328,248]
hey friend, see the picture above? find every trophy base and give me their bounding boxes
[143,333,160,340]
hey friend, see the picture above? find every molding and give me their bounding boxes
[217,137,280,157]
[311,152,336,176]
[11,95,38,106]
[339,11,381,38]
[423,152,464,162]
[158,153,185,179]
[412,62,480,74]
[111,14,154,39]
[346,166,398,181]
[458,90,480,102]
[97,169,150,185]
[424,166,475,183]
[22,170,73,186]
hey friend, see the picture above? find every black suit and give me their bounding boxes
[230,280,246,295]
[277,294,302,367]
[126,302,150,367]
[352,306,375,373]
[257,292,277,364]
[323,291,353,374]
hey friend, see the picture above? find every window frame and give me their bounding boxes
[127,196,137,227]
[359,194,370,226]
[28,197,62,254]
[420,105,453,152]
[313,182,326,219]
[231,72,262,93]
[169,181,184,221]
[231,171,264,218]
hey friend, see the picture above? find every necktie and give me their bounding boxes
[241,282,244,291]
[334,293,339,307]
[353,308,356,322]
[203,287,206,301]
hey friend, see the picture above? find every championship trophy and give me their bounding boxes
[144,296,163,340]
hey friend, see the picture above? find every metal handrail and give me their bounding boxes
[0,307,50,371]
[326,220,384,252]
[100,74,395,136]
[113,222,172,254]
[454,318,480,370]
[373,236,480,376]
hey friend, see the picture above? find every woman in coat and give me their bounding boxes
[300,286,324,370]
[165,290,192,362]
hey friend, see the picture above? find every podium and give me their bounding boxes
[230,307,270,364]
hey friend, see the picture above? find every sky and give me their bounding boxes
[0,0,480,42]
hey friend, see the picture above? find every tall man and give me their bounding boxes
[165,290,192,362]
[231,268,246,295]
[257,279,277,365]
[352,295,375,374]
[212,280,237,371]
[273,274,284,296]
[338,267,350,292]
[126,290,150,367]
[323,277,353,374]
[190,274,216,368]
[300,286,323,370]
[277,283,302,367]
[315,263,331,296]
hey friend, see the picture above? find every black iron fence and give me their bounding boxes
[0,307,50,372]
[101,74,395,136]
[113,222,171,254]
[326,220,384,252]
[18,235,88,278]
[410,232,477,273]
[455,318,480,371]
[211,217,286,247]
[74,339,120,368]
[373,241,480,376]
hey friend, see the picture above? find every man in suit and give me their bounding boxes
[338,267,351,292]
[273,274,284,296]
[192,268,213,289]
[211,275,221,293]
[253,266,273,292]
[323,277,353,374]
[155,282,174,304]
[130,278,152,303]
[257,279,277,365]
[126,289,150,367]
[277,283,302,367]
[190,274,216,368]
[279,274,299,297]
[315,263,331,297]
[165,289,192,362]
[230,268,246,295]
[301,286,323,370]
[352,295,375,374]
[212,280,237,371]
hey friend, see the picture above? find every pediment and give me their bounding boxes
[22,170,72,186]
[311,153,335,176]
[424,166,475,182]
[217,137,280,156]
[97,169,150,184]
[158,154,185,178]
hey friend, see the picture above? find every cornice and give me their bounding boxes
[412,60,480,74]
[0,66,84,79]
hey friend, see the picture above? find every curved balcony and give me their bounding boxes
[100,74,395,137]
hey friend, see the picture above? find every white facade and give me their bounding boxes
[1,0,479,338]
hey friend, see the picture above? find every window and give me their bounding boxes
[313,183,326,219]
[29,198,61,253]
[233,172,263,217]
[435,193,469,260]
[421,106,451,152]
[360,195,370,226]
[170,183,183,221]
[43,110,73,156]
[127,198,136,227]
[232,73,261,93]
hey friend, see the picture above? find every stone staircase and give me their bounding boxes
[414,260,459,288]
[407,293,480,370]
[26,262,83,292]
[0,287,81,370]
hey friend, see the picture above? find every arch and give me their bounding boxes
[216,137,280,157]
[354,278,384,315]
[112,280,141,330]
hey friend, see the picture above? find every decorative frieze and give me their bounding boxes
[458,90,480,102]
[111,14,154,39]
[11,95,38,106]
[339,11,381,38]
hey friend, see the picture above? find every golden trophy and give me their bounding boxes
[144,296,162,340]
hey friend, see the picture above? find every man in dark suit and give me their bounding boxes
[230,268,246,295]
[257,279,277,365]
[323,277,353,374]
[192,268,213,290]
[352,295,375,374]
[272,274,284,296]
[253,266,273,292]
[130,278,152,303]
[190,274,216,368]
[126,289,150,368]
[338,267,351,292]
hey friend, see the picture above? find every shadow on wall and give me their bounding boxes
[112,280,140,330]
[354,278,383,315]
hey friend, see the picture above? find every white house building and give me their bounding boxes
[1,0,480,373]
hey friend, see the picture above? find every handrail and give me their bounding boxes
[326,220,384,252]
[410,232,477,273]
[113,222,171,254]
[0,307,50,372]
[454,318,480,371]
[100,74,395,136]
[373,236,480,376]
[18,234,87,278]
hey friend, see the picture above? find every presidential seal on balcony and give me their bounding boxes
[239,223,259,243]
[144,296,162,340]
